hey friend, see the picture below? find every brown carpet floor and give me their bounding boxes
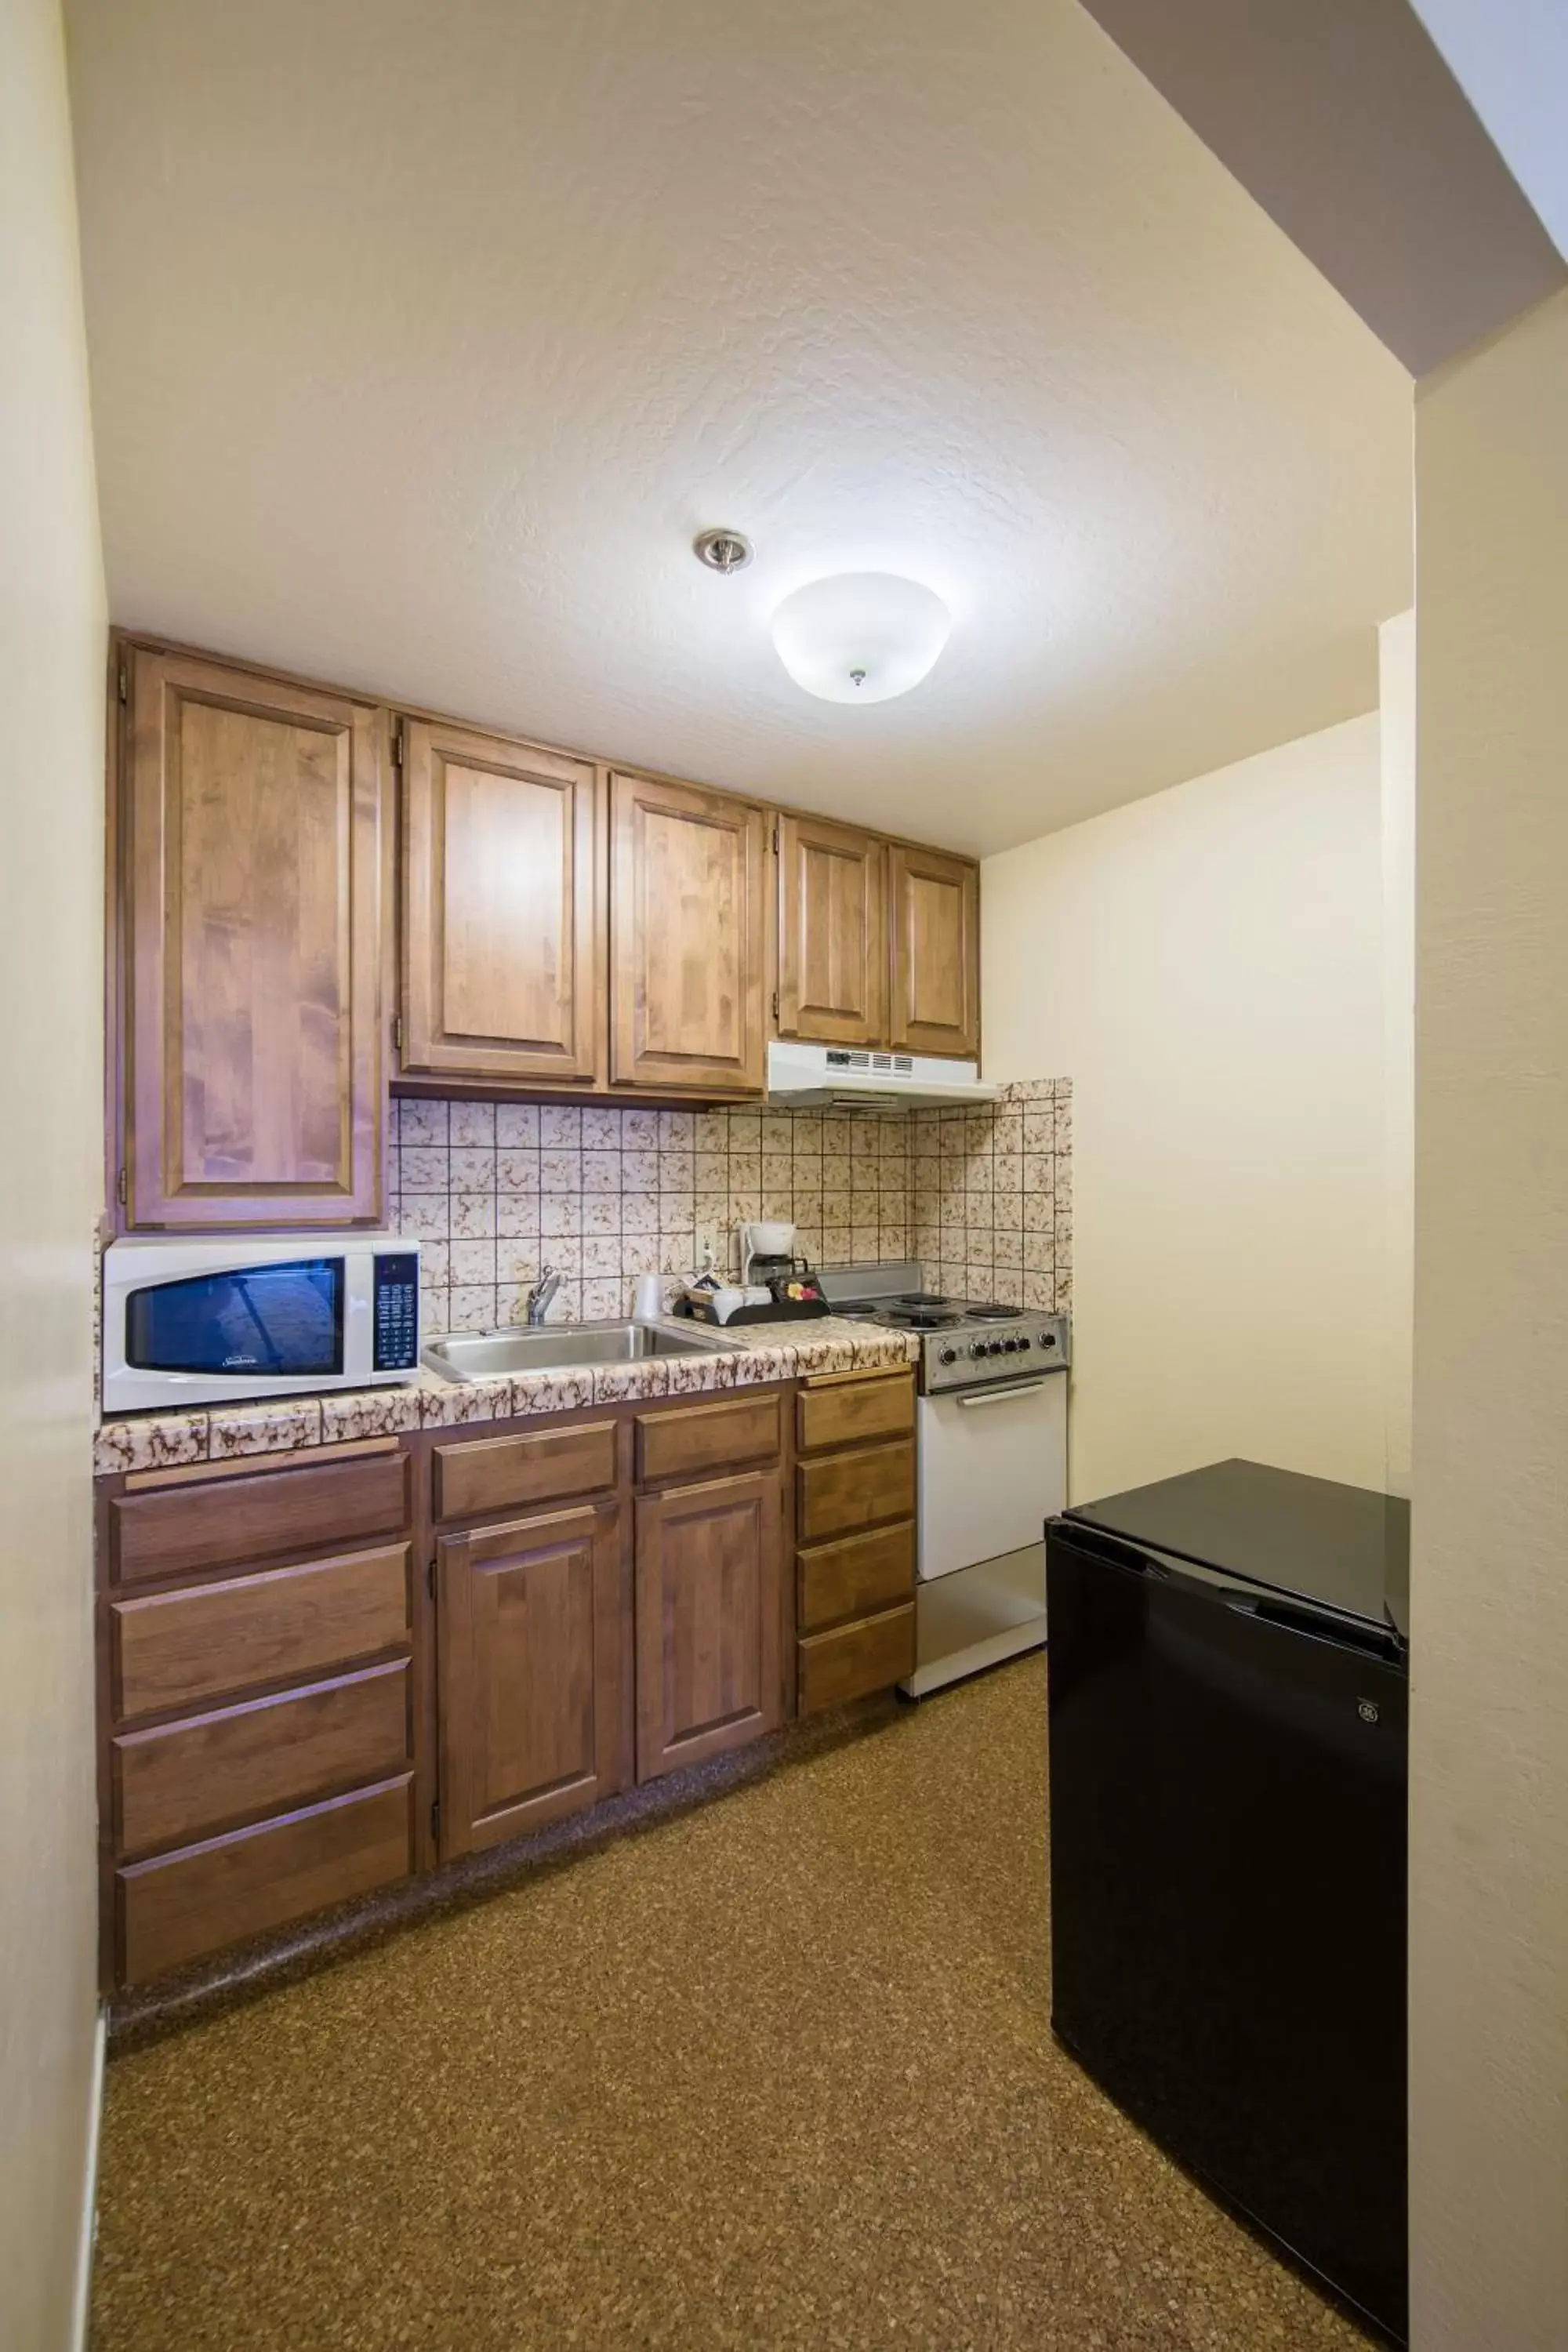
[93,1656,1371,2351]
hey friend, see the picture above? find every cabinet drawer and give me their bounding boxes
[434,1417,619,1522]
[110,1544,412,1723]
[797,1521,916,1636]
[113,1659,412,1858]
[798,1604,915,1715]
[107,1452,411,1585]
[797,1439,915,1545]
[636,1393,781,1485]
[116,1774,415,1985]
[797,1370,913,1455]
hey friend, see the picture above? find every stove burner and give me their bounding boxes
[882,1302,960,1329]
[967,1302,1023,1320]
[893,1292,953,1308]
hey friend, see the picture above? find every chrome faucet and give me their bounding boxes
[524,1265,562,1326]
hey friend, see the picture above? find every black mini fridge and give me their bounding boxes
[1045,1459,1409,2343]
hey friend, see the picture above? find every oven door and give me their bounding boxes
[917,1372,1068,1581]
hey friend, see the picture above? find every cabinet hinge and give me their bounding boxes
[771,989,779,1022]
[430,1798,441,1843]
[771,822,779,855]
[116,662,129,705]
[426,1555,436,1600]
[390,720,403,768]
[394,1014,405,1056]
[115,1166,127,1205]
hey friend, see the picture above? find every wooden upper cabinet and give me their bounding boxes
[776,815,888,1048]
[888,843,980,1058]
[608,772,768,1092]
[121,646,386,1228]
[400,719,603,1086]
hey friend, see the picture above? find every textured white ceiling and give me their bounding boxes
[65,0,1412,855]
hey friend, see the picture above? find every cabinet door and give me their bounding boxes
[888,843,980,1058]
[401,718,603,1084]
[437,1501,630,1857]
[776,814,887,1047]
[122,646,386,1227]
[635,1469,782,1781]
[609,772,767,1091]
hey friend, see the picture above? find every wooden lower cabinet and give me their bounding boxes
[793,1370,918,1713]
[436,1500,630,1857]
[799,1605,915,1714]
[117,1777,415,1986]
[634,1468,783,1781]
[113,1657,412,1857]
[97,1377,925,1991]
[97,1439,422,1990]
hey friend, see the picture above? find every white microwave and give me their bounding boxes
[101,1233,421,1414]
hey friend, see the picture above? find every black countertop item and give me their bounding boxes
[1064,1457,1410,1636]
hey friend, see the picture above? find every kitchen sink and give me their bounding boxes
[422,1319,741,1381]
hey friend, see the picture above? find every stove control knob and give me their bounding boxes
[969,1341,985,1359]
[1038,1331,1056,1350]
[1018,1335,1033,1350]
[939,1346,957,1365]
[1005,1336,1022,1352]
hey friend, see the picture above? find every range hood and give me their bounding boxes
[766,1040,996,1111]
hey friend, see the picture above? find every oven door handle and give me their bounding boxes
[953,1380,1051,1409]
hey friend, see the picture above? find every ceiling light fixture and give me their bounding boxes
[769,572,950,704]
[693,527,753,573]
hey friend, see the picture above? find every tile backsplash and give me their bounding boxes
[394,1080,1070,1335]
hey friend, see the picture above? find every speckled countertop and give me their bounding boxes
[93,1316,919,1477]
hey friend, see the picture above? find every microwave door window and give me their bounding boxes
[126,1260,345,1377]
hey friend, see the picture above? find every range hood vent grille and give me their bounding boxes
[765,1040,996,1111]
[824,1051,916,1075]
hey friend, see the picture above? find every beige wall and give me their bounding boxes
[0,1,107,2343]
[1409,287,1568,2351]
[982,713,1389,1502]
[1380,609,1416,1496]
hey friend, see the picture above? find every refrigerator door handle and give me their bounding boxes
[1221,1592,1403,1661]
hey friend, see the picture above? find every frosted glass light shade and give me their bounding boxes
[770,572,950,704]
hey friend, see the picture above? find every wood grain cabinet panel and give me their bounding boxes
[433,1418,619,1523]
[437,1502,630,1857]
[797,1438,916,1545]
[116,1775,415,1985]
[888,843,980,1059]
[798,1604,915,1715]
[797,1522,916,1637]
[107,1452,411,1586]
[609,771,768,1092]
[401,718,603,1085]
[776,815,887,1047]
[110,1542,412,1721]
[796,1369,914,1454]
[635,1393,782,1486]
[113,1658,412,1857]
[120,644,387,1228]
[635,1469,783,1781]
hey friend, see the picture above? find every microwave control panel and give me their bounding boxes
[372,1254,421,1371]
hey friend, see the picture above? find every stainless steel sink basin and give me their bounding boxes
[422,1319,740,1381]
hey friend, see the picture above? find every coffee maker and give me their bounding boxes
[739,1220,797,1287]
[735,1221,828,1316]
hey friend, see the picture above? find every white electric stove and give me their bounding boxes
[816,1262,1070,1695]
